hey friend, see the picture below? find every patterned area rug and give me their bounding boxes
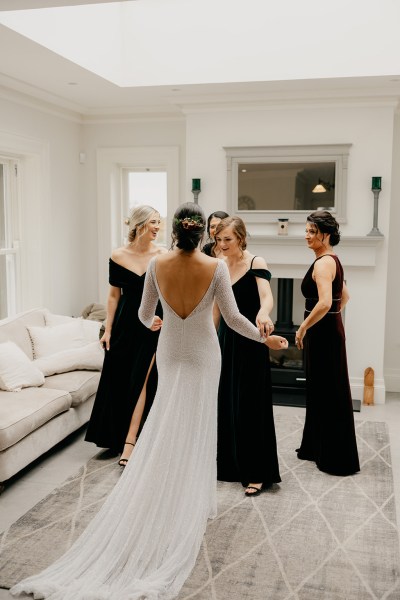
[1,414,399,599]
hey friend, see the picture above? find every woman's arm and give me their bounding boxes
[215,261,287,349]
[295,256,336,349]
[138,260,162,331]
[341,282,350,310]
[100,286,121,351]
[252,256,274,336]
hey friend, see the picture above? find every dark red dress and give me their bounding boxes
[296,254,360,476]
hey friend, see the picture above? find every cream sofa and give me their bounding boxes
[0,308,102,489]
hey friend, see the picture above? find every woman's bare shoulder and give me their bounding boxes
[155,246,168,256]
[111,246,127,260]
[250,254,268,269]
[314,254,337,276]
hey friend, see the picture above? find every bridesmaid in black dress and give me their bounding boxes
[295,210,360,476]
[214,216,283,496]
[85,205,166,465]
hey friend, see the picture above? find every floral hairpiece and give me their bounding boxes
[174,216,204,230]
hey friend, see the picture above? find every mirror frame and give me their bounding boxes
[224,144,351,224]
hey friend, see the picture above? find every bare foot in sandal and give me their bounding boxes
[245,483,262,496]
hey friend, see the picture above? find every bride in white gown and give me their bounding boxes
[11,203,288,600]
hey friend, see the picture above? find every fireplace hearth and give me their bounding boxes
[270,279,361,412]
[270,278,306,407]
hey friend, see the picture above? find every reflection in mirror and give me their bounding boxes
[238,162,336,211]
[225,144,350,223]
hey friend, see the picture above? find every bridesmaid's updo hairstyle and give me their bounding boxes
[125,205,159,243]
[307,210,341,246]
[214,216,248,253]
[171,202,206,251]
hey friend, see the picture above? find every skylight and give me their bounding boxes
[0,0,399,88]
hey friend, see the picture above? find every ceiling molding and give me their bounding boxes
[82,113,186,125]
[0,83,82,122]
[177,96,400,116]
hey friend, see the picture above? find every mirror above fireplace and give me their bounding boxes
[225,143,351,224]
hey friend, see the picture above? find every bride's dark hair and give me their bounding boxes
[171,202,206,251]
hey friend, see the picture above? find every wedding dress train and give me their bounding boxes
[11,259,264,600]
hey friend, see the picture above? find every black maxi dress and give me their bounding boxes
[85,259,161,452]
[296,254,360,476]
[217,259,281,487]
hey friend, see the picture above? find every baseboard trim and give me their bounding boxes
[350,377,386,404]
[384,369,400,393]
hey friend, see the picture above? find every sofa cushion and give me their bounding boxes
[27,320,87,359]
[33,342,104,376]
[43,370,101,407]
[81,303,107,322]
[0,341,45,391]
[44,311,101,342]
[0,387,72,451]
[0,308,47,359]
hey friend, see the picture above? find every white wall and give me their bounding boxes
[0,92,398,401]
[184,101,396,402]
[384,111,400,391]
[81,119,186,304]
[0,94,83,316]
[0,99,187,316]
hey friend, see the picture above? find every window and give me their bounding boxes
[225,144,351,224]
[96,146,179,300]
[0,158,20,318]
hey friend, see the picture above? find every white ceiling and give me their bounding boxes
[0,0,399,119]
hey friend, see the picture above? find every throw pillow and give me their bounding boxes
[33,342,104,376]
[81,303,107,322]
[27,320,86,359]
[44,312,101,343]
[0,341,45,392]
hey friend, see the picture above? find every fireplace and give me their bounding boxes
[270,278,306,407]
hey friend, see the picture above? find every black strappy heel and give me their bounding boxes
[118,441,136,467]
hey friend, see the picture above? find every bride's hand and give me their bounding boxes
[150,316,163,331]
[264,335,288,350]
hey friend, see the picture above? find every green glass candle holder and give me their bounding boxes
[192,178,201,192]
[371,177,382,191]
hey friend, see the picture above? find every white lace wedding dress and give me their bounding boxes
[11,259,264,600]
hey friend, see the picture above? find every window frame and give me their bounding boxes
[0,157,21,317]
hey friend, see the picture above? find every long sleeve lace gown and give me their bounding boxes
[10,259,265,600]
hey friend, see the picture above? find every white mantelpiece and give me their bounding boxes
[247,235,383,278]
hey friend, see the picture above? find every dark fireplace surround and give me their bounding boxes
[270,279,306,407]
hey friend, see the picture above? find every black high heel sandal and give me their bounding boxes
[118,441,136,467]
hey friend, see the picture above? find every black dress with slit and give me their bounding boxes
[85,259,161,452]
[296,254,360,476]
[217,259,281,487]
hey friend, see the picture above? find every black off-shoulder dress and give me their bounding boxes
[217,258,281,487]
[85,259,161,452]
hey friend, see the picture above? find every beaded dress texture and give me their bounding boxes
[11,259,264,600]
